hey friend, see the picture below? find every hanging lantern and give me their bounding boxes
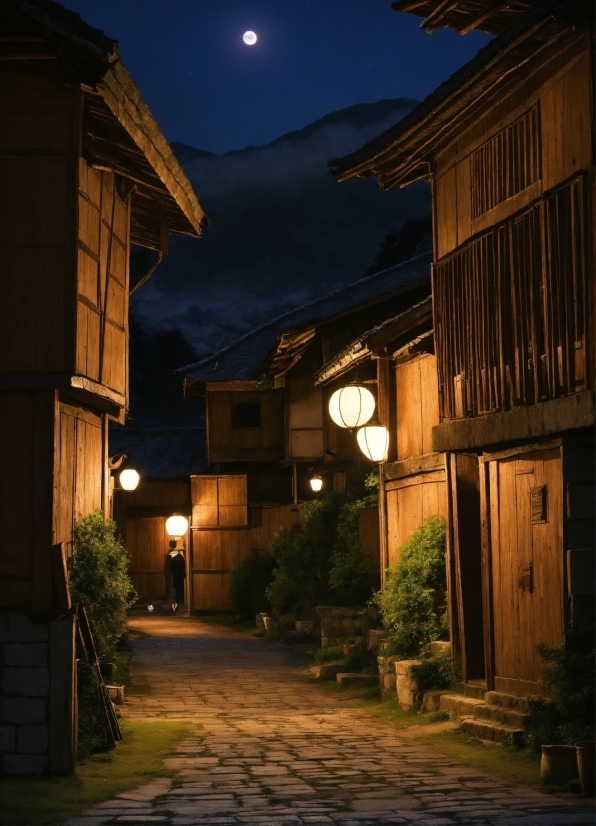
[357,422,389,462]
[310,474,323,493]
[165,514,189,539]
[328,384,375,429]
[119,468,140,491]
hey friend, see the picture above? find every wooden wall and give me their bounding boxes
[358,505,381,577]
[125,516,175,602]
[0,70,77,374]
[396,355,439,459]
[385,471,447,567]
[207,390,284,463]
[287,377,325,460]
[434,37,593,258]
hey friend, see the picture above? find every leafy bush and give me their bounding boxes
[410,653,453,695]
[374,515,447,658]
[525,623,595,753]
[70,512,137,658]
[313,646,344,663]
[229,553,276,619]
[266,492,375,617]
[76,658,105,760]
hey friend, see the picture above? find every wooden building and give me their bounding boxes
[331,0,595,698]
[0,0,207,775]
[178,255,433,608]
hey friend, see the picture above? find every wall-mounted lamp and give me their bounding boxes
[309,473,323,493]
[328,383,375,430]
[119,468,140,491]
[356,419,389,462]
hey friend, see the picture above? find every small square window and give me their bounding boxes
[231,403,261,428]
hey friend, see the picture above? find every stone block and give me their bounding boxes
[336,673,378,687]
[395,659,421,709]
[106,684,125,704]
[308,661,344,680]
[3,667,49,697]
[367,629,386,650]
[3,753,47,776]
[429,641,451,657]
[3,697,47,724]
[4,643,48,668]
[315,606,365,619]
[0,725,16,753]
[4,615,48,643]
[422,690,446,712]
[18,724,48,755]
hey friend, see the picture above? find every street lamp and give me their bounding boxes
[165,514,188,542]
[309,473,323,493]
[328,383,375,430]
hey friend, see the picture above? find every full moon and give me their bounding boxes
[243,31,257,45]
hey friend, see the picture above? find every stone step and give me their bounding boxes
[472,701,528,728]
[485,690,529,712]
[460,716,526,747]
[439,693,482,720]
[336,673,378,687]
[464,680,487,700]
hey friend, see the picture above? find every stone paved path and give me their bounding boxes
[66,616,595,826]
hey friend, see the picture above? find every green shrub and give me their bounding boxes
[76,658,105,760]
[229,553,276,619]
[525,623,595,753]
[410,653,453,695]
[313,646,344,663]
[373,515,447,658]
[266,492,376,618]
[70,512,137,659]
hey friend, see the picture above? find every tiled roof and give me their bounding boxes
[180,251,431,385]
[109,427,207,479]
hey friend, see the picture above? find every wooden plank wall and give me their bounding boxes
[191,475,248,527]
[125,516,173,601]
[358,505,381,576]
[53,402,104,558]
[287,377,325,460]
[207,390,285,463]
[396,355,440,459]
[385,472,447,568]
[434,40,592,258]
[0,70,78,373]
[77,161,129,399]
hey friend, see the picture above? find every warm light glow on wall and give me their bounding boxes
[165,514,189,539]
[119,468,140,491]
[356,424,389,462]
[328,384,375,429]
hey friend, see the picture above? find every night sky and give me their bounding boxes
[65,0,490,154]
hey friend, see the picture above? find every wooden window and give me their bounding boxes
[471,104,541,218]
[231,403,261,429]
[434,173,591,420]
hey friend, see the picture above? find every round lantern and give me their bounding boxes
[119,468,140,491]
[310,474,323,493]
[165,514,189,539]
[328,384,375,429]
[357,423,389,462]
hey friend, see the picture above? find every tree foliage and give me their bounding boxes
[229,553,276,619]
[70,512,137,658]
[366,215,432,275]
[374,515,447,658]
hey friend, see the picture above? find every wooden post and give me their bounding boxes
[378,461,388,589]
[32,390,57,616]
[48,615,77,774]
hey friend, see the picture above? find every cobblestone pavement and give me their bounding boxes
[66,616,595,826]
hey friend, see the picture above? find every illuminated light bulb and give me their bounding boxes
[165,514,189,539]
[329,384,375,429]
[357,423,389,462]
[310,475,323,493]
[119,468,140,491]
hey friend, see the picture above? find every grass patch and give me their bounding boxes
[0,720,193,826]
[415,727,586,800]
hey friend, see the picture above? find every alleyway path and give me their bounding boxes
[67,616,594,826]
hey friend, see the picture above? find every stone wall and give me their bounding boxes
[315,606,365,648]
[1,613,75,776]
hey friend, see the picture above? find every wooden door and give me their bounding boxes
[487,446,564,695]
[190,528,249,612]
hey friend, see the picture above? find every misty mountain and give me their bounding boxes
[130,98,431,361]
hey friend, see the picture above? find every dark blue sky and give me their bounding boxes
[67,0,490,154]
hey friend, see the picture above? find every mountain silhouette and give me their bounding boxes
[130,98,431,361]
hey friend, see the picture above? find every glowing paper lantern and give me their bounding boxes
[357,423,389,462]
[165,514,189,539]
[119,468,140,491]
[328,384,375,429]
[310,475,323,493]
